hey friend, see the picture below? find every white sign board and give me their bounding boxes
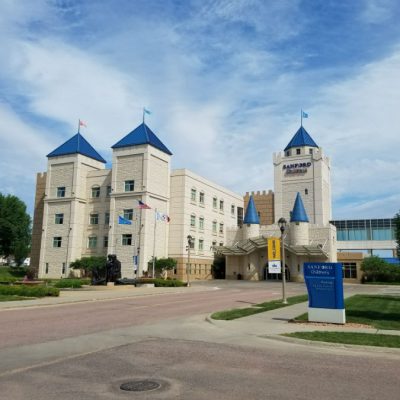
[268,260,281,273]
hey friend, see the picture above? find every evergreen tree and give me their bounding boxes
[0,193,31,264]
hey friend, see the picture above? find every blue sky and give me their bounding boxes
[1,0,400,219]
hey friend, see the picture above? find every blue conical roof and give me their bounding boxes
[112,123,172,155]
[284,126,318,151]
[290,192,309,223]
[244,195,260,224]
[47,133,106,163]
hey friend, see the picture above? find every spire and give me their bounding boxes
[243,195,260,224]
[284,126,318,151]
[290,192,309,223]
[47,133,106,163]
[112,122,172,155]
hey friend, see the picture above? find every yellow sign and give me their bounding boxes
[267,238,281,261]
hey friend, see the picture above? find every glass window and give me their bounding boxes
[296,148,301,155]
[62,263,66,274]
[219,223,224,234]
[107,186,112,196]
[231,205,235,215]
[189,237,195,249]
[45,263,49,274]
[219,200,224,211]
[286,150,290,156]
[124,180,135,192]
[309,148,313,154]
[219,242,223,247]
[57,187,65,198]
[213,197,217,209]
[105,212,110,225]
[123,209,134,221]
[305,189,308,195]
[199,217,204,230]
[190,214,196,227]
[342,263,357,279]
[199,192,205,204]
[191,188,197,202]
[92,186,100,198]
[90,213,99,225]
[55,213,64,224]
[199,239,204,251]
[88,236,97,248]
[212,240,217,247]
[122,234,132,245]
[212,221,217,233]
[53,237,62,248]
[104,236,108,248]
[237,207,244,226]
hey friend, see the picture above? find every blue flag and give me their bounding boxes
[302,111,308,118]
[118,215,132,225]
[144,108,152,115]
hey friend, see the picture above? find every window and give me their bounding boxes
[190,214,196,228]
[219,223,224,234]
[53,237,62,248]
[305,188,308,195]
[296,148,301,155]
[191,188,197,202]
[199,217,204,230]
[124,180,135,192]
[107,186,112,196]
[213,197,217,209]
[309,148,313,154]
[212,220,217,233]
[231,205,235,215]
[199,239,204,251]
[286,150,290,156]
[219,242,223,247]
[199,192,205,204]
[104,236,109,248]
[122,234,132,245]
[342,263,357,279]
[57,187,65,198]
[55,213,64,224]
[237,207,244,226]
[105,212,110,225]
[123,209,134,221]
[90,213,99,225]
[212,240,217,247]
[92,186,100,198]
[62,263,66,275]
[219,200,224,211]
[45,263,49,274]
[189,237,195,249]
[88,236,97,248]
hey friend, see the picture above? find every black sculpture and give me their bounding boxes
[106,254,121,283]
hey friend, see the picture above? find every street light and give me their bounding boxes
[186,235,194,287]
[278,217,288,304]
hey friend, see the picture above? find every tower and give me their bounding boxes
[289,192,309,246]
[38,132,107,278]
[243,195,260,239]
[110,122,172,277]
[273,126,332,226]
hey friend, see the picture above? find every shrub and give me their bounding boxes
[0,285,59,297]
[53,279,89,288]
[361,256,400,283]
[153,278,185,287]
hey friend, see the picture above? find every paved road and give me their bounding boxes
[0,281,399,399]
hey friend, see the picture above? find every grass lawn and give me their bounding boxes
[283,332,400,348]
[211,294,308,320]
[0,295,35,302]
[295,295,400,330]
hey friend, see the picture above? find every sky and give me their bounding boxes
[1,0,400,220]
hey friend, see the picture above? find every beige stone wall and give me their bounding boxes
[169,256,214,281]
[243,190,274,225]
[30,172,47,276]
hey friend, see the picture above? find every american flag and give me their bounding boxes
[137,200,151,209]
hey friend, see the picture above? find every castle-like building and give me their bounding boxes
[31,122,337,281]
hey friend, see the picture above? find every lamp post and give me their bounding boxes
[186,235,193,287]
[278,217,287,304]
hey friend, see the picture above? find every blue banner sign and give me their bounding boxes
[304,263,344,309]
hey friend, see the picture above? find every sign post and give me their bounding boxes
[304,262,345,324]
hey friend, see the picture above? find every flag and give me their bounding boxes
[143,108,152,115]
[79,119,87,127]
[137,200,151,209]
[302,111,308,118]
[118,215,132,225]
[156,211,170,222]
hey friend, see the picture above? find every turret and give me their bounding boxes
[289,192,309,246]
[243,195,260,239]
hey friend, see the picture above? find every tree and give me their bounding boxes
[0,193,31,265]
[70,256,107,277]
[148,257,177,279]
[394,211,400,259]
[360,255,400,283]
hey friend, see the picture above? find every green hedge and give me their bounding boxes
[53,278,90,288]
[135,278,186,287]
[0,285,60,297]
[361,256,400,283]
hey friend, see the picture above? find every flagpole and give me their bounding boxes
[301,109,303,127]
[137,207,142,278]
[143,108,145,124]
[152,208,157,278]
[77,119,80,134]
